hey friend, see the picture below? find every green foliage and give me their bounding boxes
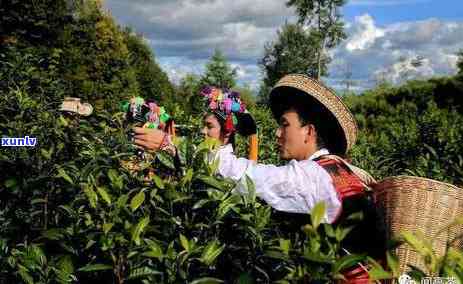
[0,84,367,282]
[346,76,463,186]
[377,218,463,283]
[123,28,174,104]
[0,0,173,113]
[199,49,237,89]
[259,23,324,98]
[457,50,463,78]
[286,0,347,80]
[175,73,204,116]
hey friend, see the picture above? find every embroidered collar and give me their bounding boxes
[308,148,329,161]
[218,144,328,162]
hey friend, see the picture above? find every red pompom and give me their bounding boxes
[225,114,235,133]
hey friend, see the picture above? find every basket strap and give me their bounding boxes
[321,155,376,192]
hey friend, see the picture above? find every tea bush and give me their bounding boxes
[0,84,371,283]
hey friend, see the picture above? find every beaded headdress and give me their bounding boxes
[200,86,246,133]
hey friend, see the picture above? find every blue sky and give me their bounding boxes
[105,0,463,92]
[344,0,463,25]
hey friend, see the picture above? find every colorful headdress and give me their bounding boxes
[200,86,258,161]
[121,97,172,132]
[200,86,246,134]
[119,97,176,181]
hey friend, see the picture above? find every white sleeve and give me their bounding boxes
[215,147,341,224]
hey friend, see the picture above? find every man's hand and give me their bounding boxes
[133,127,165,151]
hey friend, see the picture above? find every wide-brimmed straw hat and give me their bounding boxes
[269,74,357,155]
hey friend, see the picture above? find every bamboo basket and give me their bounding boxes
[373,175,463,274]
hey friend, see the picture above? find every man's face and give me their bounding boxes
[276,110,314,161]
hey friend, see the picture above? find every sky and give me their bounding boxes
[104,0,463,93]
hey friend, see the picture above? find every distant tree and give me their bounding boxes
[178,73,203,115]
[199,49,237,89]
[123,29,174,103]
[233,84,256,109]
[457,50,463,77]
[259,23,322,91]
[286,0,347,80]
[257,82,272,105]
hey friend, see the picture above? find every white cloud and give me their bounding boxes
[373,56,435,84]
[105,1,463,92]
[331,16,463,89]
[346,14,385,51]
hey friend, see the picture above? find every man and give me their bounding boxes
[134,74,385,282]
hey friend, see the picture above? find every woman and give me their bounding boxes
[133,86,258,161]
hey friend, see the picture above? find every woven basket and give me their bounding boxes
[373,175,463,274]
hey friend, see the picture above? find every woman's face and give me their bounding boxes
[201,114,223,143]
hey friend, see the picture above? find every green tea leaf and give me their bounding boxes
[103,223,113,235]
[128,266,161,280]
[200,240,225,265]
[386,251,400,277]
[156,151,175,170]
[130,191,145,212]
[18,267,33,284]
[116,194,129,208]
[198,175,226,190]
[78,263,112,272]
[152,174,165,189]
[132,216,150,245]
[57,255,75,276]
[367,259,392,281]
[4,178,17,188]
[57,168,74,185]
[245,175,256,204]
[193,199,211,210]
[182,168,193,185]
[42,228,65,240]
[96,186,111,205]
[179,234,189,252]
[143,241,163,259]
[108,169,123,191]
[279,239,291,255]
[333,254,366,274]
[335,226,354,242]
[310,202,326,230]
[83,184,98,208]
[401,231,433,257]
[190,277,224,284]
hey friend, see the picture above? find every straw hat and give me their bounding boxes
[269,74,357,155]
[60,97,93,116]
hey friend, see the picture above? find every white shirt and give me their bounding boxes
[213,144,341,223]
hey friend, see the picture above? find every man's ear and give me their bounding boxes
[304,124,316,143]
[307,124,316,136]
